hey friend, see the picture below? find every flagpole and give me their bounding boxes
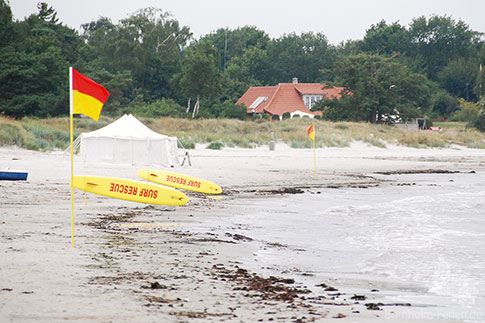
[312,121,316,178]
[69,67,75,247]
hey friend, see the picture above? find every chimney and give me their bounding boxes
[292,77,298,84]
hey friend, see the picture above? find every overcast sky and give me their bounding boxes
[9,0,485,45]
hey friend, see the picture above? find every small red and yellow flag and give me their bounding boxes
[307,122,315,142]
[70,68,109,121]
[307,121,317,177]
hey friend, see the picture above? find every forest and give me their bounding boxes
[1,1,485,128]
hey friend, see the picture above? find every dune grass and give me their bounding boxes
[432,122,468,129]
[1,115,485,151]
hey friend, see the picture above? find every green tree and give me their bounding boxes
[81,8,191,103]
[0,2,71,118]
[218,102,247,120]
[265,32,336,84]
[128,98,187,118]
[37,2,59,23]
[438,58,479,101]
[477,45,485,99]
[430,89,459,118]
[449,99,480,123]
[18,2,85,64]
[0,0,15,47]
[225,47,269,86]
[476,98,485,131]
[173,40,222,118]
[77,69,135,115]
[201,27,273,105]
[360,20,411,55]
[316,54,432,123]
[0,48,67,117]
[80,17,117,61]
[201,26,270,71]
[222,47,269,103]
[408,15,481,80]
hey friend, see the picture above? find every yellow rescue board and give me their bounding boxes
[71,175,188,206]
[137,169,222,194]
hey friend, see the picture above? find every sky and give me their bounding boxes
[9,0,485,45]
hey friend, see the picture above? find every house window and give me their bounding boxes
[304,96,310,108]
[249,96,268,111]
[303,95,323,109]
[310,96,317,107]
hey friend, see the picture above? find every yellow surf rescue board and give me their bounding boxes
[71,175,188,206]
[137,169,222,194]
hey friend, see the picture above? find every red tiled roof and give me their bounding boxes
[294,83,327,94]
[236,86,277,113]
[237,83,344,117]
[264,83,310,116]
[295,83,345,99]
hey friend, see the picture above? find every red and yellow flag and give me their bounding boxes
[70,68,109,121]
[69,67,109,247]
[307,121,317,177]
[307,122,315,142]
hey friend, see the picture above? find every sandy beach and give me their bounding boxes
[1,143,485,322]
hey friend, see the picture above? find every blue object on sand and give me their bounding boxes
[0,170,28,180]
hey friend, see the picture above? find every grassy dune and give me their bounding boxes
[1,115,485,151]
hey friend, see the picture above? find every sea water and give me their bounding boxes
[193,171,485,322]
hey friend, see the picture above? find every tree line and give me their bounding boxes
[1,1,484,124]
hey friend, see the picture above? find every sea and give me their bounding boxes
[191,171,485,322]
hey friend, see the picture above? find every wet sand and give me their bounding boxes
[1,143,485,322]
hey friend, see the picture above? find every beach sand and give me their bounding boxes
[1,143,484,322]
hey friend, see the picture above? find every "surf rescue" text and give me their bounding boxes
[165,175,201,188]
[109,183,158,199]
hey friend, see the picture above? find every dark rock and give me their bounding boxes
[350,294,366,301]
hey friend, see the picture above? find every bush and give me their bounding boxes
[449,99,479,123]
[290,140,312,148]
[432,91,460,117]
[128,98,187,118]
[23,138,48,151]
[363,136,386,148]
[475,98,485,132]
[206,141,224,150]
[75,116,111,131]
[476,110,485,132]
[335,123,349,130]
[467,142,485,149]
[219,102,247,120]
[0,123,24,146]
[233,138,255,148]
[178,138,195,149]
[21,121,70,150]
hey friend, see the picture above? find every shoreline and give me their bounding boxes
[1,144,485,322]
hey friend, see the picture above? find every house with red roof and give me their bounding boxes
[236,78,344,120]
